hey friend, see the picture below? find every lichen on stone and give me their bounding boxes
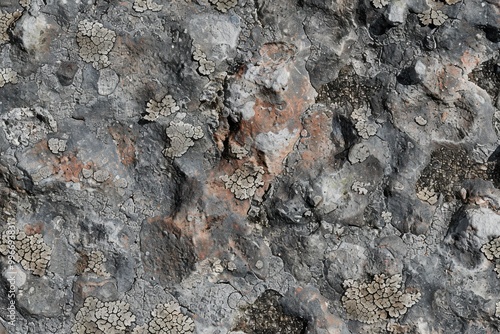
[93,170,110,183]
[0,224,52,276]
[371,0,389,9]
[144,94,180,121]
[192,45,215,76]
[382,211,393,223]
[76,20,116,69]
[0,10,21,45]
[48,138,67,154]
[351,107,378,139]
[162,121,204,158]
[342,274,421,324]
[348,143,371,164]
[72,297,136,334]
[416,187,438,205]
[19,0,31,8]
[133,0,162,12]
[352,181,369,195]
[418,9,448,26]
[481,237,500,261]
[136,302,195,334]
[0,68,19,88]
[0,107,57,147]
[481,237,500,278]
[209,0,237,13]
[221,163,265,200]
[83,250,110,277]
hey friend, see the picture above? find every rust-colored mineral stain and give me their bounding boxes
[108,125,137,166]
[55,153,84,183]
[24,223,44,235]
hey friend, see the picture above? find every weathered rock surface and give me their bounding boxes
[0,0,499,333]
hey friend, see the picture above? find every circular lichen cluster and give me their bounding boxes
[0,68,18,88]
[132,302,195,334]
[220,163,265,200]
[144,95,180,122]
[163,121,204,158]
[192,45,216,76]
[342,274,421,324]
[72,297,136,334]
[76,20,116,69]
[0,10,21,44]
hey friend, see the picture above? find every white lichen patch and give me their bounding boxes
[0,11,22,44]
[371,0,389,9]
[209,0,237,13]
[192,45,215,76]
[230,142,250,159]
[131,302,194,334]
[93,170,110,183]
[163,121,204,158]
[76,20,116,69]
[348,143,371,164]
[351,107,378,139]
[0,68,19,88]
[418,9,447,26]
[496,301,500,317]
[382,211,393,223]
[133,0,162,12]
[220,163,265,200]
[342,274,421,324]
[416,187,438,205]
[32,165,53,184]
[144,95,180,121]
[83,250,110,277]
[352,181,369,195]
[0,225,52,276]
[19,0,31,8]
[481,237,500,261]
[445,0,461,4]
[72,297,136,334]
[48,138,67,154]
[0,107,57,147]
[414,116,427,126]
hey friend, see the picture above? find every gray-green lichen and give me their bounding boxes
[163,121,204,158]
[209,0,237,13]
[0,68,19,88]
[351,107,378,139]
[192,45,215,76]
[0,10,21,44]
[144,95,180,121]
[348,143,371,164]
[371,0,389,9]
[342,274,421,324]
[133,0,162,12]
[132,302,195,334]
[77,20,116,69]
[48,138,67,154]
[481,237,500,277]
[221,163,265,200]
[416,187,438,205]
[72,297,136,334]
[0,223,52,276]
[418,9,447,26]
[83,250,110,277]
[0,107,57,147]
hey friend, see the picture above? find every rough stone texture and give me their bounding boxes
[0,0,499,333]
